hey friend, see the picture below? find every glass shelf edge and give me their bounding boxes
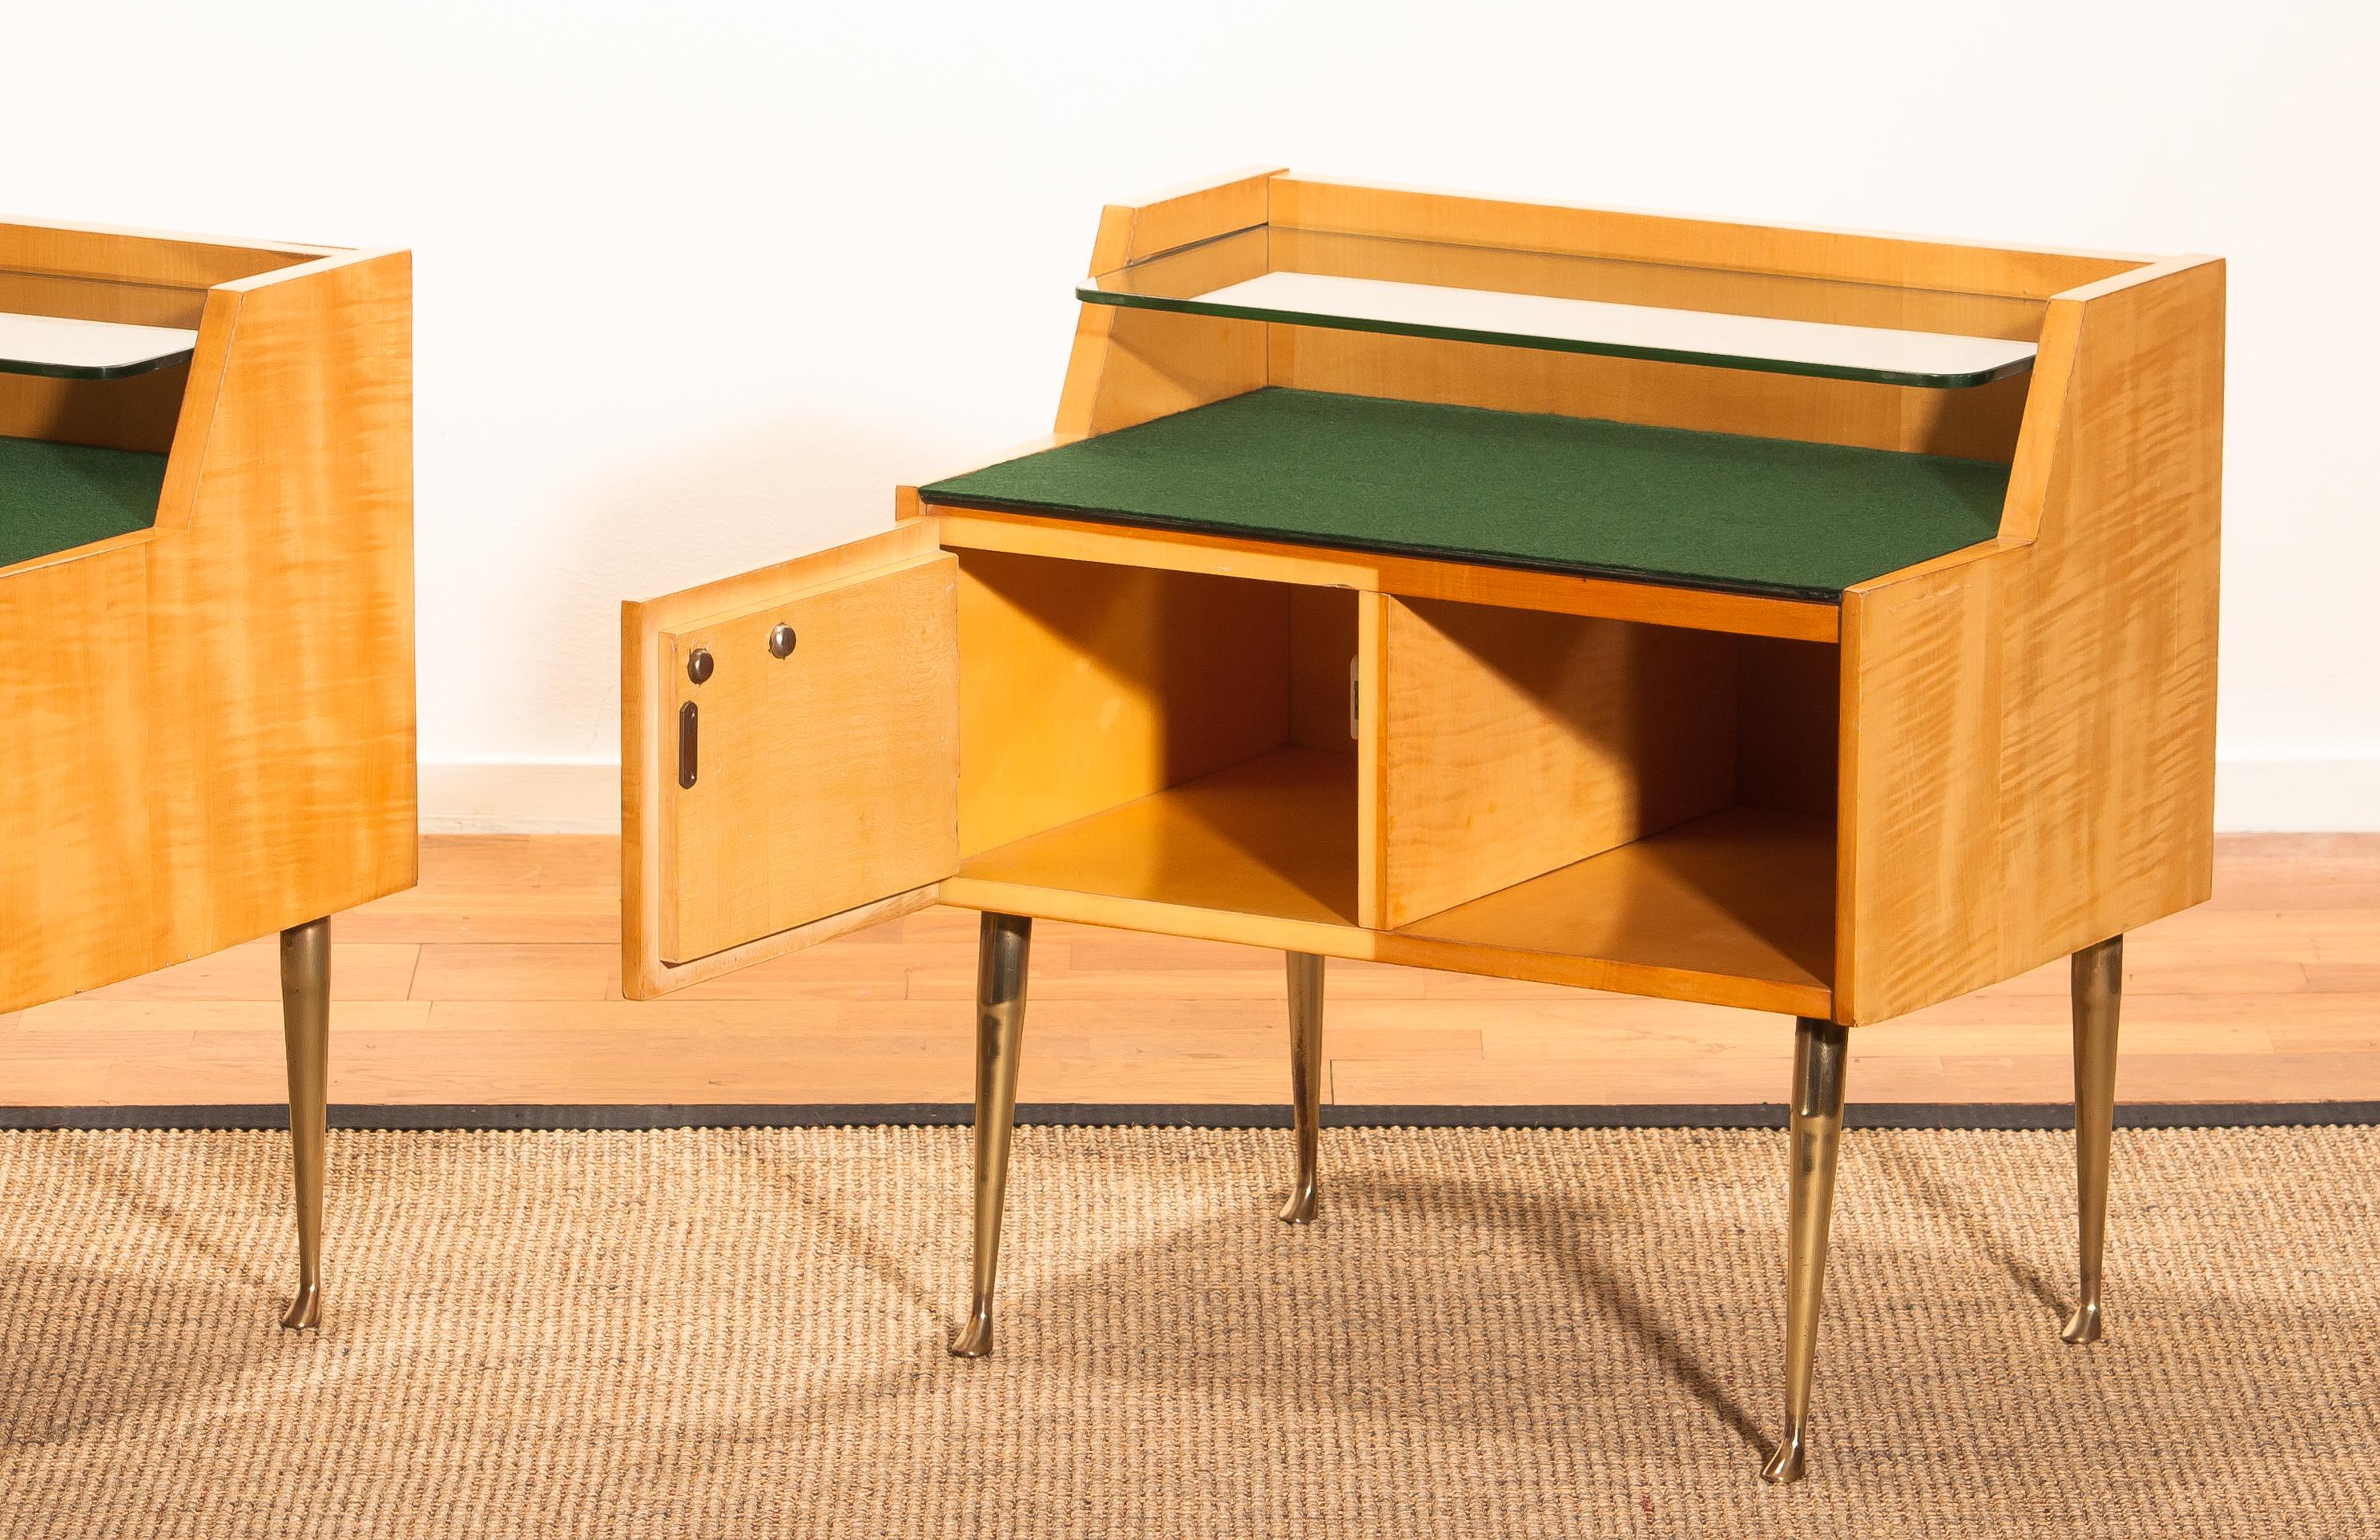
[0,348,195,383]
[1077,286,2031,391]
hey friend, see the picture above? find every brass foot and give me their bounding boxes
[2067,935,2122,1346]
[951,914,1029,1362]
[948,1300,995,1357]
[1279,952,1323,1225]
[1761,1015,1848,1486]
[1759,1429,1807,1486]
[280,915,331,1333]
[281,1281,323,1332]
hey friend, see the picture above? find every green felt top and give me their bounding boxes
[922,389,2009,601]
[0,434,167,569]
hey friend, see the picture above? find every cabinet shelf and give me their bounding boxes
[1081,225,2039,389]
[956,746,1357,927]
[1396,805,1834,999]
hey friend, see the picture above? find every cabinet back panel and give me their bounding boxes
[1376,597,1739,929]
[1736,636,1841,817]
[0,366,187,453]
[1271,327,2029,462]
[956,550,1292,857]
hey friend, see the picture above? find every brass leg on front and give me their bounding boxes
[2063,934,2124,1345]
[950,911,1031,1358]
[1761,1015,1849,1486]
[278,915,331,1331]
[1279,952,1324,1224]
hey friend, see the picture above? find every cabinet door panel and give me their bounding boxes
[622,523,957,998]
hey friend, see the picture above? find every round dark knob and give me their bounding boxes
[686,647,714,686]
[768,624,797,658]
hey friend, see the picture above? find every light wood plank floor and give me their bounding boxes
[5,834,2375,1108]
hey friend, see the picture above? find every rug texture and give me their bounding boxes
[2,1125,2374,1538]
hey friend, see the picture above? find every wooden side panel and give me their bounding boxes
[1376,597,1738,928]
[1993,261,2225,967]
[664,554,959,965]
[956,551,1291,857]
[622,522,951,999]
[0,247,415,1011]
[0,549,156,1012]
[1837,258,2224,1023]
[1271,328,2030,459]
[141,252,417,966]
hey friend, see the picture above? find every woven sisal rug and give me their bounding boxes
[3,1125,2374,1537]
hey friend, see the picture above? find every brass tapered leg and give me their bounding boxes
[278,916,331,1330]
[1761,1015,1849,1486]
[1279,952,1323,1224]
[950,912,1031,1358]
[2063,934,2124,1345]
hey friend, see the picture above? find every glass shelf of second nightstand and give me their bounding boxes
[0,312,198,380]
[1078,225,2042,390]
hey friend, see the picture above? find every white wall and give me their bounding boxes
[11,0,2376,830]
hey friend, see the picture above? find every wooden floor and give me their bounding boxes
[4,834,2376,1108]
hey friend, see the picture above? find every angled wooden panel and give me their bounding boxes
[1837,258,2223,1024]
[140,250,418,965]
[1992,260,2225,967]
[3,242,416,1012]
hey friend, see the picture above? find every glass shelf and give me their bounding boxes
[1080,227,2041,389]
[0,312,198,380]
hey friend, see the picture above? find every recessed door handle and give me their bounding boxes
[678,701,699,789]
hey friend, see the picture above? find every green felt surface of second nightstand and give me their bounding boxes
[0,434,167,569]
[923,388,2008,601]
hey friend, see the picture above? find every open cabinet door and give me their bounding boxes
[622,521,958,999]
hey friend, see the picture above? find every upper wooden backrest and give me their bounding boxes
[1055,170,2163,467]
[0,220,335,455]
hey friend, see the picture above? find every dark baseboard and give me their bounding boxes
[5,1101,2376,1132]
